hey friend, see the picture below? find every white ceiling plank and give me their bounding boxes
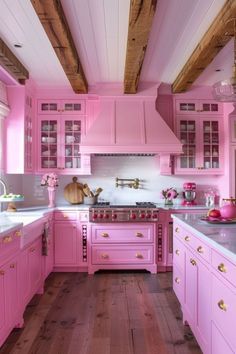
[118,0,130,80]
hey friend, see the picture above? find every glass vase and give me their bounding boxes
[164,199,173,206]
[47,187,56,208]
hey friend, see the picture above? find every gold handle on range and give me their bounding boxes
[185,236,190,242]
[190,258,197,266]
[197,246,204,254]
[175,277,180,284]
[135,253,143,259]
[175,227,179,233]
[15,231,22,237]
[0,270,5,275]
[3,236,12,243]
[218,300,227,311]
[175,249,180,256]
[101,254,109,259]
[101,232,109,238]
[218,263,227,273]
[136,232,143,237]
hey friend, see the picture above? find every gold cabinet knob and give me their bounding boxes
[175,249,180,256]
[135,253,143,259]
[197,246,204,254]
[175,277,180,284]
[218,299,227,311]
[101,253,109,259]
[136,232,143,237]
[190,258,197,266]
[0,270,5,275]
[63,214,69,218]
[101,232,109,238]
[15,230,22,237]
[175,227,179,233]
[185,236,190,242]
[218,263,227,273]
[3,235,12,243]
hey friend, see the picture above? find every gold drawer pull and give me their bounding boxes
[185,236,190,242]
[175,277,180,284]
[101,253,109,259]
[218,300,227,311]
[15,231,22,237]
[0,270,5,275]
[190,258,197,266]
[197,246,204,254]
[10,264,15,269]
[136,232,143,237]
[101,232,109,238]
[175,249,180,256]
[218,263,227,273]
[135,253,143,259]
[63,214,69,218]
[175,227,179,233]
[3,236,12,243]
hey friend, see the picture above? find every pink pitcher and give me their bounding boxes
[220,198,236,219]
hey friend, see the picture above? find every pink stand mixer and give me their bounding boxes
[182,182,196,205]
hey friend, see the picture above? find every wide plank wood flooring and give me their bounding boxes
[0,271,202,354]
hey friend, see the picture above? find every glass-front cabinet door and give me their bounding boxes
[40,118,58,169]
[175,116,223,174]
[38,116,90,174]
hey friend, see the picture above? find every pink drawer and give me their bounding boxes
[92,245,154,264]
[173,263,184,304]
[91,224,154,243]
[212,275,236,349]
[212,249,236,287]
[54,211,77,221]
[0,229,21,262]
[173,237,185,271]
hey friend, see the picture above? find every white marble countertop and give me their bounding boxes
[172,213,236,261]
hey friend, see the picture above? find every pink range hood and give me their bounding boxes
[80,94,182,155]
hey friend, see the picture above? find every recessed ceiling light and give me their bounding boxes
[14,43,23,48]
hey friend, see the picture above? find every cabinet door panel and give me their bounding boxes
[212,323,234,354]
[54,222,77,266]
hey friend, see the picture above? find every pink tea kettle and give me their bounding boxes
[220,198,236,219]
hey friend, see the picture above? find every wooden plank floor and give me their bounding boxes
[0,271,202,354]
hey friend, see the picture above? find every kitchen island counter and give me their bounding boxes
[172,213,236,261]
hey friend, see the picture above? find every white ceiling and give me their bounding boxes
[0,0,232,91]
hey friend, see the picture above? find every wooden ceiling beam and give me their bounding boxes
[124,0,157,94]
[172,0,236,93]
[31,0,88,94]
[0,38,29,84]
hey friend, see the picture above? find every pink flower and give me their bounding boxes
[161,187,178,200]
[41,173,59,188]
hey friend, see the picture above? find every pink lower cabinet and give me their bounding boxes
[0,255,20,347]
[43,216,54,279]
[88,223,157,274]
[54,221,78,266]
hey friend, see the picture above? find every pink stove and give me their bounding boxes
[89,202,159,222]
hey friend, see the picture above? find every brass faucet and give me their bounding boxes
[115,177,140,189]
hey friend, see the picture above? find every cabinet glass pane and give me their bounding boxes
[64,103,81,112]
[40,120,58,169]
[64,120,81,169]
[179,120,196,168]
[179,103,195,111]
[41,103,58,112]
[203,121,219,169]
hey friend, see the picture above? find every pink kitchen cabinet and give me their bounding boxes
[37,99,85,115]
[175,99,222,115]
[43,215,54,280]
[0,255,20,348]
[175,115,224,174]
[37,114,91,174]
[54,221,78,267]
[28,238,43,297]
[5,83,35,174]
